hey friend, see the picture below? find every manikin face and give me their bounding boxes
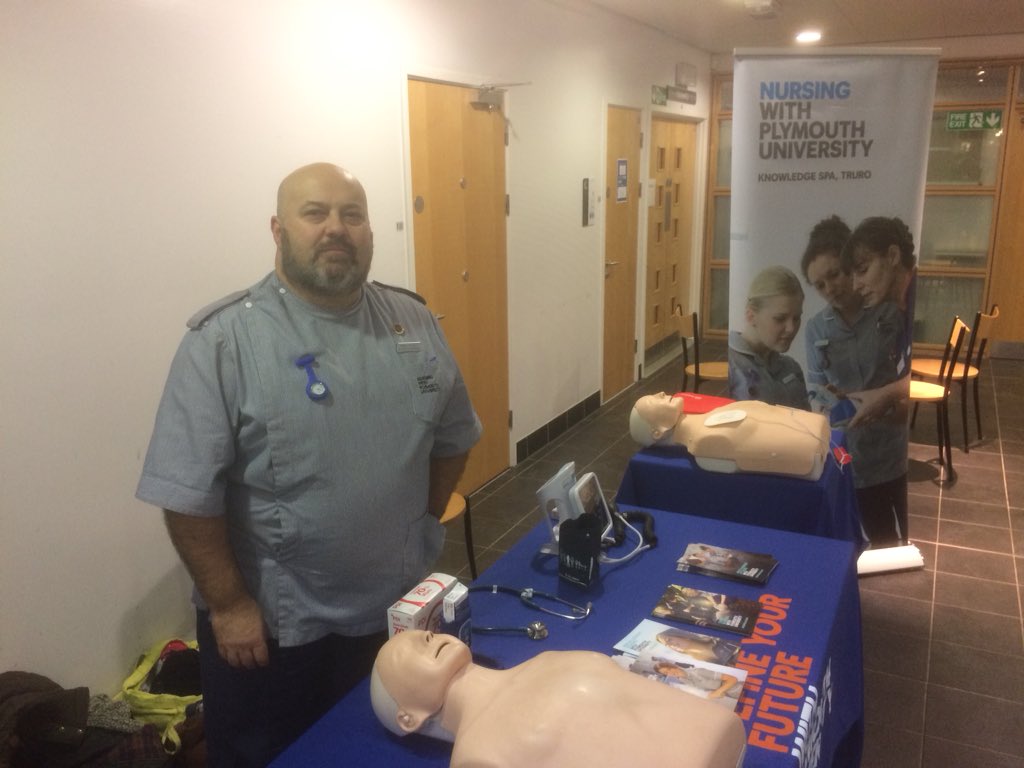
[635,392,684,440]
[271,164,374,310]
[376,630,472,730]
[805,252,859,314]
[849,244,900,308]
[745,294,802,353]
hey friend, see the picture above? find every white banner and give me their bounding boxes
[729,49,938,546]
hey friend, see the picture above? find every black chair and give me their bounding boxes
[911,304,999,452]
[909,317,968,482]
[440,492,478,579]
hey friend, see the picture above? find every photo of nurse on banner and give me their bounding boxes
[728,50,937,551]
[798,214,916,547]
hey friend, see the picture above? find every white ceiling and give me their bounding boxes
[584,0,1024,56]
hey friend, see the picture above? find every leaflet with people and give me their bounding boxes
[613,619,741,665]
[651,585,761,636]
[676,542,779,585]
[611,620,747,712]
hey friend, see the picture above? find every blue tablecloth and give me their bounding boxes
[270,508,863,768]
[615,433,863,545]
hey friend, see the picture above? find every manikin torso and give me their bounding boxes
[440,651,745,768]
[631,394,830,481]
[371,631,746,768]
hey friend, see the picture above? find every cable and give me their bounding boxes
[599,512,650,564]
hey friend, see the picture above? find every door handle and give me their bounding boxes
[605,261,620,267]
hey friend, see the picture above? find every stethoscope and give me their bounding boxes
[295,354,330,401]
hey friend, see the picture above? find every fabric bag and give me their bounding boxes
[116,639,202,753]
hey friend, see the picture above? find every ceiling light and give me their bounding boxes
[795,29,822,44]
[744,0,779,19]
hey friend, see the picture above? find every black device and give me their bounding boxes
[557,512,603,589]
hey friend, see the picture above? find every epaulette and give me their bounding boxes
[372,280,426,305]
[186,289,250,330]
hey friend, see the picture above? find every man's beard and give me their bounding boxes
[279,229,371,298]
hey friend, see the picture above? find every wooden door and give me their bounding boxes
[602,106,641,399]
[645,117,697,352]
[408,78,510,492]
[989,86,1024,343]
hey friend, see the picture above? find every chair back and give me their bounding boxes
[961,304,1000,381]
[689,311,704,372]
[939,318,969,394]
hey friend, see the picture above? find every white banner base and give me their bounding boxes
[856,544,925,575]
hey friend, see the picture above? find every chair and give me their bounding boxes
[439,492,478,580]
[911,304,999,452]
[909,317,968,482]
[671,307,728,393]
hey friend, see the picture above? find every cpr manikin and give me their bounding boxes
[370,630,746,768]
[630,393,831,481]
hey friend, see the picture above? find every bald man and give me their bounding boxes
[370,630,747,768]
[137,163,481,767]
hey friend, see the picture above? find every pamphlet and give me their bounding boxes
[651,584,761,636]
[676,542,779,585]
[611,645,747,711]
[613,618,741,666]
[611,618,748,711]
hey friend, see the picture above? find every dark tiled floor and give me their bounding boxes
[436,345,1024,768]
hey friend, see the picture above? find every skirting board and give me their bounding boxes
[990,340,1024,360]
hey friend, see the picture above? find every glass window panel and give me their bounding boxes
[912,276,984,345]
[934,65,1009,104]
[919,196,993,268]
[709,267,730,331]
[712,195,731,262]
[716,118,732,187]
[718,79,733,112]
[926,111,1002,186]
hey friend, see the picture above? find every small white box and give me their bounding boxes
[441,582,472,644]
[387,573,458,637]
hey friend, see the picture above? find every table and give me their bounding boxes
[615,433,863,545]
[271,509,863,768]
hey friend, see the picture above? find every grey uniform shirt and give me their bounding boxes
[137,273,482,646]
[727,331,809,410]
[804,301,908,488]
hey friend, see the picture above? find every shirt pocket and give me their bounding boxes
[396,337,455,424]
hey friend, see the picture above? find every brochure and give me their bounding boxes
[611,645,748,712]
[651,584,761,636]
[613,618,741,666]
[676,542,779,585]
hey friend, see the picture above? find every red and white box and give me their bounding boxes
[387,573,458,637]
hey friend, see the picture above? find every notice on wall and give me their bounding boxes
[616,158,628,202]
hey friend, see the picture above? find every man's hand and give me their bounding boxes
[163,510,271,669]
[210,596,270,669]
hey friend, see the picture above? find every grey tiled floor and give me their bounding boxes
[436,346,1024,767]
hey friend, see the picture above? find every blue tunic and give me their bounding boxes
[727,332,809,410]
[804,301,908,488]
[137,273,482,645]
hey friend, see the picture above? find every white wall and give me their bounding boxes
[0,0,710,694]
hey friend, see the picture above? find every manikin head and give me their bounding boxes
[629,392,685,446]
[369,630,470,741]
